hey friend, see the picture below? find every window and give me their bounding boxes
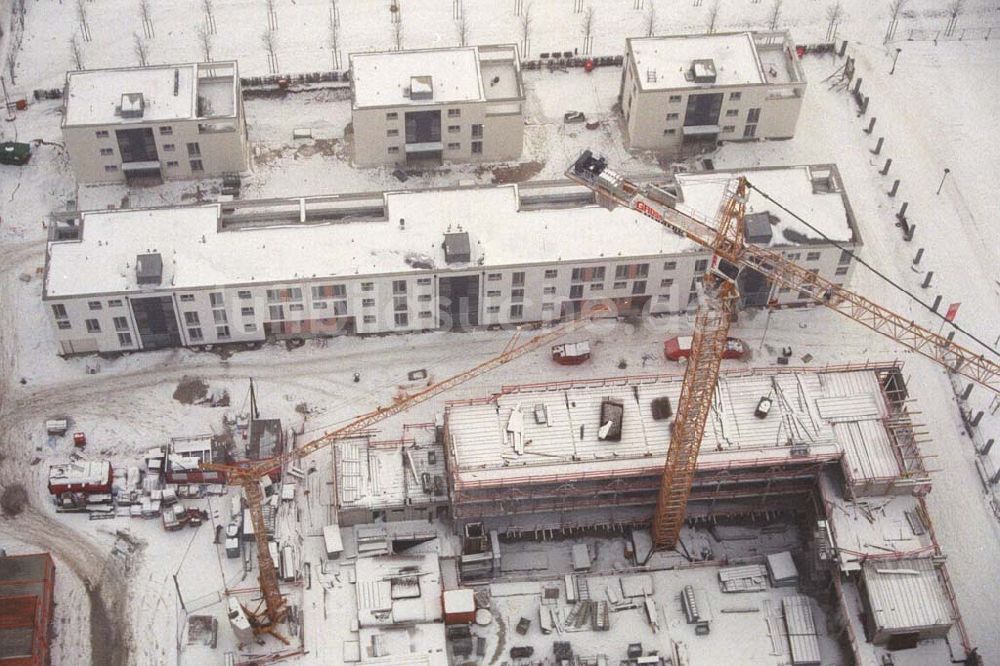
[289,303,304,312]
[269,305,284,320]
[237,290,252,300]
[163,144,175,152]
[487,305,500,314]
[108,299,122,307]
[58,320,71,330]
[542,303,554,312]
[510,304,523,318]
[512,272,525,287]
[615,263,648,279]
[188,327,203,341]
[241,307,255,317]
[386,112,398,121]
[663,261,676,271]
[419,311,433,319]
[835,266,849,276]
[447,142,460,150]
[694,259,708,273]
[669,95,682,103]
[613,281,627,289]
[311,284,346,299]
[511,289,524,303]
[447,108,461,118]
[838,250,852,265]
[666,112,679,120]
[88,301,102,310]
[471,124,483,138]
[104,165,119,173]
[544,269,558,279]
[363,315,376,324]
[487,273,502,281]
[392,280,407,294]
[117,332,133,346]
[448,125,460,133]
[487,290,501,297]
[388,146,400,154]
[86,319,101,333]
[571,266,605,282]
[543,286,556,294]
[569,284,583,299]
[333,301,348,315]
[725,109,739,117]
[394,312,409,327]
[99,148,114,156]
[313,301,328,309]
[806,251,821,261]
[417,277,432,286]
[632,280,646,295]
[184,312,200,325]
[209,292,224,307]
[786,252,801,261]
[190,159,204,172]
[418,294,432,302]
[387,129,399,137]
[113,316,129,331]
[216,326,231,339]
[722,125,735,133]
[361,282,374,292]
[267,288,302,302]
[362,298,375,307]
[244,323,257,332]
[688,292,698,305]
[729,92,742,101]
[664,129,676,135]
[51,304,68,319]
[213,310,227,323]
[186,142,201,157]
[658,294,671,303]
[180,294,195,302]
[743,124,757,138]
[471,141,482,154]
[165,161,179,167]
[798,290,811,299]
[660,278,674,287]
[590,283,604,291]
[95,130,109,138]
[747,107,761,123]
[159,126,173,135]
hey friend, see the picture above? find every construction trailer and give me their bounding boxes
[0,552,56,666]
[47,460,113,496]
[442,363,930,535]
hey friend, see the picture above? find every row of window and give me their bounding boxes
[95,125,180,139]
[666,91,743,104]
[388,142,482,155]
[385,109,462,121]
[102,159,202,174]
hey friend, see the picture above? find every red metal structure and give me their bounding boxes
[0,553,55,666]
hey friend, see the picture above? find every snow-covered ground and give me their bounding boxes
[2,1,1000,665]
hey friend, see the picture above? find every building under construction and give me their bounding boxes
[442,362,929,535]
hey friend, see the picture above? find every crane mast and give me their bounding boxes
[203,308,605,636]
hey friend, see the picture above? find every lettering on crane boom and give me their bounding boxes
[634,200,663,222]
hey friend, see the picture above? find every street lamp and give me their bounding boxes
[936,168,951,195]
[890,48,902,75]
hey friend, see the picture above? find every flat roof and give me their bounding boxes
[628,32,767,91]
[335,434,445,511]
[444,367,902,488]
[64,61,237,126]
[862,558,953,632]
[351,47,488,108]
[46,167,853,298]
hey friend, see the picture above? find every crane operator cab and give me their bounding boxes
[709,254,741,285]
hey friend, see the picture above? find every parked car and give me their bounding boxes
[551,341,590,365]
[664,335,748,361]
[0,142,31,165]
[564,111,586,124]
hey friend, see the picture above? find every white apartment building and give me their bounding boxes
[620,31,806,152]
[62,61,249,184]
[349,45,524,167]
[42,165,859,355]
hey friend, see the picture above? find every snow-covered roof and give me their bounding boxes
[63,61,238,126]
[351,47,487,108]
[628,32,767,91]
[335,435,445,511]
[675,165,857,245]
[861,558,953,632]
[444,367,902,488]
[354,554,442,626]
[48,460,110,485]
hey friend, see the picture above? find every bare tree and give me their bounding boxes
[767,0,782,30]
[885,0,907,42]
[706,0,721,34]
[201,0,217,34]
[393,20,404,50]
[197,25,213,61]
[75,0,91,42]
[138,0,155,38]
[825,1,843,41]
[133,32,149,67]
[945,0,965,36]
[261,30,278,73]
[519,2,532,58]
[644,5,656,37]
[455,4,469,46]
[580,5,595,54]
[69,35,85,70]
[265,0,278,30]
[328,13,340,69]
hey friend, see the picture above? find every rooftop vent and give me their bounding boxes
[120,93,145,119]
[743,211,773,244]
[136,252,162,286]
[443,232,471,264]
[410,75,433,101]
[690,59,717,84]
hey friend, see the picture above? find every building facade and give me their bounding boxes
[620,31,805,152]
[62,61,249,184]
[350,45,524,167]
[43,166,859,355]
